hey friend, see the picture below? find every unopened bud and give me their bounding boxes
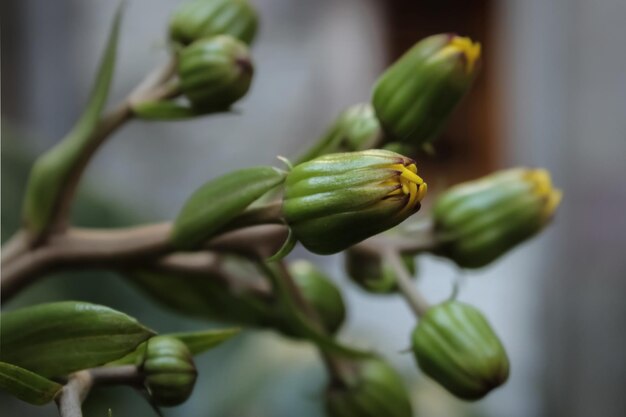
[411,301,509,401]
[143,336,197,407]
[372,34,481,147]
[178,35,253,111]
[345,251,416,294]
[432,168,562,268]
[283,150,427,255]
[325,358,413,417]
[169,0,258,45]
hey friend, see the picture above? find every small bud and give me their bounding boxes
[411,301,509,401]
[169,0,258,46]
[283,150,428,255]
[345,251,416,294]
[325,358,413,417]
[143,336,198,407]
[372,34,481,147]
[286,260,346,335]
[432,168,562,268]
[178,35,253,112]
[297,103,382,164]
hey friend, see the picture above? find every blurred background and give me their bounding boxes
[2,0,626,416]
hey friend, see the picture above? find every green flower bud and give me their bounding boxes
[178,35,253,111]
[325,358,413,417]
[372,34,481,147]
[432,168,562,268]
[297,103,382,164]
[143,336,198,407]
[169,0,258,45]
[283,150,428,255]
[411,301,509,401]
[345,250,416,294]
[288,260,346,335]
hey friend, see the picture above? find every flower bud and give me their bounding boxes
[289,260,346,335]
[169,0,258,46]
[325,358,413,417]
[372,34,481,147]
[345,250,416,294]
[432,168,562,268]
[178,35,253,111]
[297,103,382,164]
[283,150,428,255]
[143,336,198,407]
[411,301,509,401]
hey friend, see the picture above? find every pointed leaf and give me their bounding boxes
[0,362,62,405]
[0,301,155,377]
[171,166,286,249]
[22,4,123,235]
[108,328,240,366]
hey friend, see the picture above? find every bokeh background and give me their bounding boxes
[2,0,626,416]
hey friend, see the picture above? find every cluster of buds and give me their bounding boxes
[282,149,427,255]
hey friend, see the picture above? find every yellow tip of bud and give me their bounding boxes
[439,36,481,73]
[389,163,427,213]
[525,169,563,221]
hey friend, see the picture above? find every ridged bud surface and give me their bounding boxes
[411,301,509,400]
[169,0,258,45]
[283,150,427,254]
[432,168,562,268]
[178,35,253,111]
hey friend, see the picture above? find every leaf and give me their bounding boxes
[0,362,62,405]
[22,3,123,236]
[171,166,286,249]
[108,328,240,366]
[0,301,155,377]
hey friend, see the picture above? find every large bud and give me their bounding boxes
[283,150,427,255]
[431,168,562,268]
[143,336,198,407]
[288,260,346,335]
[325,358,413,417]
[297,103,382,164]
[411,301,509,401]
[178,35,253,112]
[345,250,416,294]
[372,34,481,147]
[169,0,258,45]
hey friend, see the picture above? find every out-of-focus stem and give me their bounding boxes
[383,249,430,317]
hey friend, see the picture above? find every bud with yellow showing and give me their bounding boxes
[372,34,481,147]
[169,0,258,46]
[411,301,509,401]
[283,150,427,255]
[431,168,562,268]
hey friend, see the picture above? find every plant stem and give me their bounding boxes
[383,249,430,317]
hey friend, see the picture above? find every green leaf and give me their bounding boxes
[108,328,240,366]
[0,301,155,377]
[0,362,62,405]
[22,3,123,236]
[171,166,286,249]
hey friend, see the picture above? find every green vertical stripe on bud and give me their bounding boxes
[283,150,427,255]
[178,35,254,112]
[345,250,416,294]
[297,103,382,164]
[325,358,413,417]
[431,168,562,268]
[286,260,346,335]
[372,33,481,147]
[143,336,198,407]
[169,0,258,45]
[411,301,509,401]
